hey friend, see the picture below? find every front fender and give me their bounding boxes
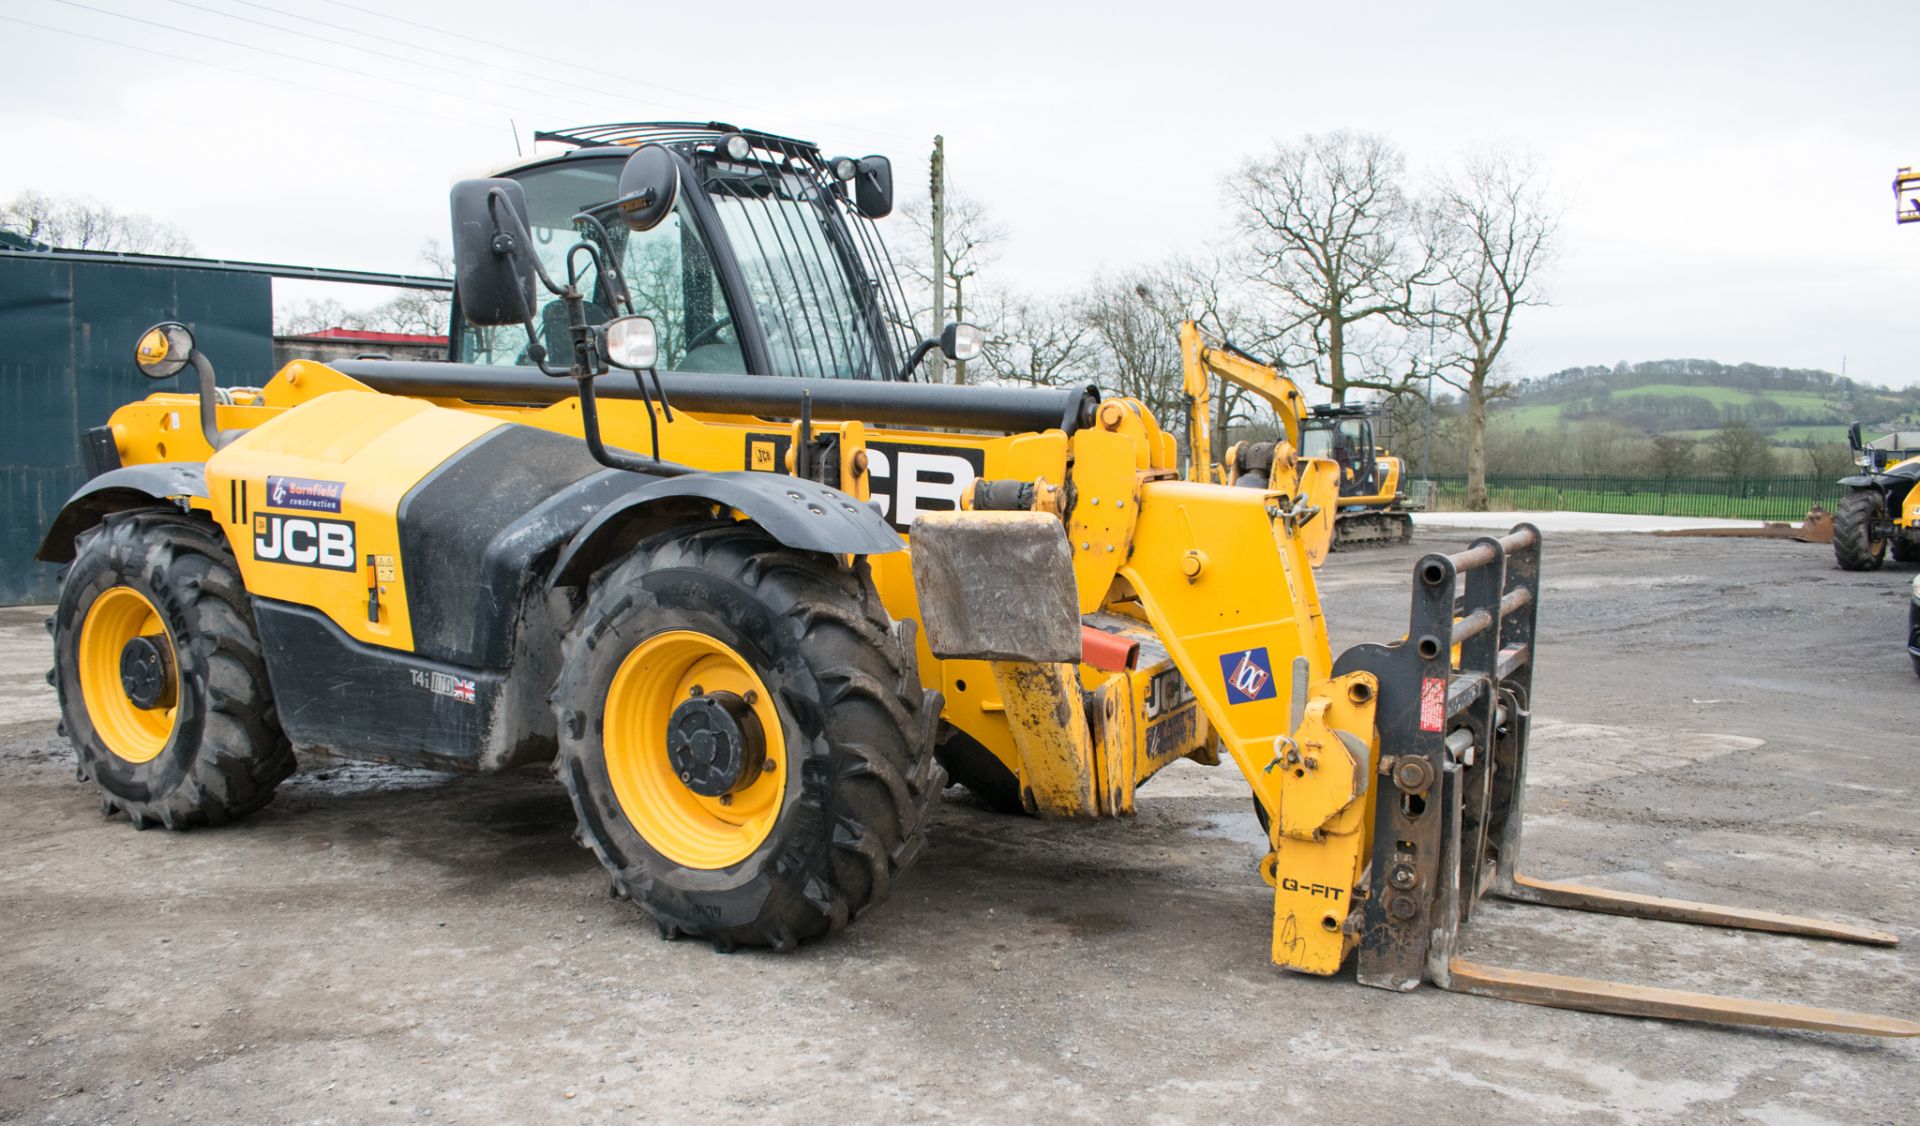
[550,470,902,589]
[35,462,208,562]
[1837,475,1883,489]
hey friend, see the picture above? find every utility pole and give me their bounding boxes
[1423,288,1436,487]
[929,134,947,384]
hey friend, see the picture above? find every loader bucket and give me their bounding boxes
[1334,525,1918,1036]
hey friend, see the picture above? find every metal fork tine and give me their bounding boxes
[1500,873,1899,946]
[1443,958,1920,1037]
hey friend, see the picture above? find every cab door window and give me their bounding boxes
[458,160,744,373]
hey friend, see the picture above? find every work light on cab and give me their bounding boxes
[602,315,659,371]
[943,322,984,363]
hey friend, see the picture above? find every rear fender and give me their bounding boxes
[35,463,209,562]
[549,470,901,590]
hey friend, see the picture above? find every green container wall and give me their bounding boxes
[0,256,272,604]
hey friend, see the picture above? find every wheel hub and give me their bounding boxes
[665,691,765,797]
[118,633,175,710]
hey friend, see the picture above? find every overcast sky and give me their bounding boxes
[2,0,1915,387]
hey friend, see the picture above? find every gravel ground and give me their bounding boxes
[2,530,1916,1124]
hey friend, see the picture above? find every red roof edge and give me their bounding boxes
[288,327,449,345]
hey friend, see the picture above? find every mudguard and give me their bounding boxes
[1837,475,1882,489]
[550,469,902,589]
[35,463,209,562]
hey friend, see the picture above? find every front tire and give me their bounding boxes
[1833,489,1888,571]
[51,511,293,829]
[552,522,943,951]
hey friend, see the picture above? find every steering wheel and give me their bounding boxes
[684,317,734,352]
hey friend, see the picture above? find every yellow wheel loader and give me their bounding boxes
[36,123,1916,1036]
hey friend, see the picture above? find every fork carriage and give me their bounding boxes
[1339,528,1909,1035]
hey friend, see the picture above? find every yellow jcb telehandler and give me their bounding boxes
[35,123,1916,1035]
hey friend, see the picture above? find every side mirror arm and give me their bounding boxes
[895,336,941,381]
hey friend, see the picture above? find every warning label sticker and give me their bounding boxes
[1419,676,1447,732]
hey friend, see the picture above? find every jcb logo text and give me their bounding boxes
[253,513,356,571]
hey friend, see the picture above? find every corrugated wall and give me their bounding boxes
[0,256,272,604]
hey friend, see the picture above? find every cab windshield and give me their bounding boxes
[704,162,890,380]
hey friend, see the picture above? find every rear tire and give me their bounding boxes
[1833,489,1887,571]
[552,521,943,950]
[1892,533,1920,565]
[51,511,293,829]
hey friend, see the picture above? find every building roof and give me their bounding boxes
[279,327,448,345]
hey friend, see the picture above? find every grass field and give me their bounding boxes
[1490,382,1848,447]
[1764,424,1853,443]
[1429,475,1843,521]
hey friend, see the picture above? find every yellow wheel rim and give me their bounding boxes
[603,630,786,869]
[77,586,178,765]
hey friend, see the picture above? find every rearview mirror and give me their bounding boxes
[134,322,194,380]
[854,155,893,219]
[450,178,536,328]
[614,145,680,232]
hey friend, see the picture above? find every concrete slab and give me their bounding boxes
[1416,510,1776,533]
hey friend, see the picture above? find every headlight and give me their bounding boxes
[601,315,658,371]
[1911,574,1920,600]
[1856,452,1873,468]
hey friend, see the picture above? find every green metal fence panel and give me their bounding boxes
[1,256,272,605]
[1424,474,1848,521]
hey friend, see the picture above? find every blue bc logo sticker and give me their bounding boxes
[1219,646,1277,705]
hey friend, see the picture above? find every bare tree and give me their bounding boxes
[1067,254,1280,467]
[1227,131,1428,405]
[273,240,453,338]
[1427,150,1558,509]
[379,239,454,336]
[976,291,1094,387]
[1646,434,1697,478]
[1797,440,1853,479]
[900,189,1006,383]
[1,191,194,254]
[1075,271,1186,428]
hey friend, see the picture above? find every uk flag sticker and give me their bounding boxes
[1220,647,1277,705]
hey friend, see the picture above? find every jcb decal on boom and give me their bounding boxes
[744,435,984,531]
[253,513,356,571]
[1144,666,1195,719]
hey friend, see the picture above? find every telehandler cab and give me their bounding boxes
[37,122,1917,1036]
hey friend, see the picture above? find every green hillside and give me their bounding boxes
[1490,359,1920,447]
